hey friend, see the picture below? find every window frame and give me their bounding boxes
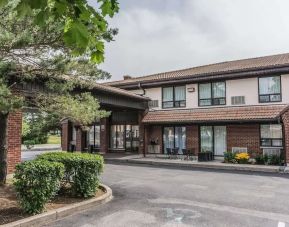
[259,124,283,148]
[198,81,226,106]
[162,85,186,109]
[258,75,282,103]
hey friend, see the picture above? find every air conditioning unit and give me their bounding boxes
[148,100,159,108]
[232,147,248,153]
[263,148,281,156]
[148,145,160,154]
[231,96,245,105]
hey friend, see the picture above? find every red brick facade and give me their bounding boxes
[227,124,261,155]
[186,125,199,155]
[145,125,163,154]
[7,111,22,174]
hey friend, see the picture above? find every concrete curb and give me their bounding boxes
[105,158,289,174]
[2,184,112,227]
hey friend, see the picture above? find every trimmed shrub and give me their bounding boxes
[14,160,64,214]
[223,152,237,163]
[254,154,265,165]
[268,154,282,165]
[37,152,104,198]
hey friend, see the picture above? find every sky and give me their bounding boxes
[88,0,289,81]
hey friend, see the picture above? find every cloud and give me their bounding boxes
[91,0,289,81]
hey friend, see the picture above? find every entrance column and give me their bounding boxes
[138,111,145,155]
[100,117,109,153]
[61,119,71,151]
[7,111,22,174]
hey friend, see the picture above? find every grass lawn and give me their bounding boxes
[47,135,61,144]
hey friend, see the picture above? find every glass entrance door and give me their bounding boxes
[214,126,226,156]
[125,125,139,152]
[200,126,227,156]
[163,126,186,154]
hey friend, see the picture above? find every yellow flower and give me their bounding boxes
[235,152,250,160]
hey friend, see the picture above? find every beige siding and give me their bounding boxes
[130,74,289,110]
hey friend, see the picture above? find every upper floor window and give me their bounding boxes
[162,86,186,108]
[259,76,281,103]
[199,82,226,106]
[260,124,283,147]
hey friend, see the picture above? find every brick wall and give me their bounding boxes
[227,124,261,155]
[186,125,199,154]
[61,120,69,151]
[7,111,22,174]
[145,125,163,153]
[281,110,289,164]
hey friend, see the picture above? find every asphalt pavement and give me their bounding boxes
[44,163,289,227]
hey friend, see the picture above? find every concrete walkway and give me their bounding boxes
[103,153,289,174]
[21,144,61,152]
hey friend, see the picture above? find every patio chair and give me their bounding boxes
[166,148,172,159]
[188,148,196,161]
[172,148,179,159]
[182,149,188,160]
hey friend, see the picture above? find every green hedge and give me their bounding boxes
[37,152,104,197]
[14,160,64,214]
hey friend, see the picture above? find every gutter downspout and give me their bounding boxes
[138,82,146,96]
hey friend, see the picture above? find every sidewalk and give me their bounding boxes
[21,144,61,152]
[103,153,289,174]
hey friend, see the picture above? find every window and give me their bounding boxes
[163,126,186,154]
[260,124,283,147]
[162,86,186,108]
[110,125,140,152]
[259,76,281,103]
[110,125,125,149]
[87,125,100,148]
[199,82,226,106]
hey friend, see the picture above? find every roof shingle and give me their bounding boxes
[106,53,289,87]
[142,105,288,123]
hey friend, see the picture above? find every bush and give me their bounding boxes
[268,154,282,165]
[37,152,104,198]
[255,154,284,166]
[14,160,64,214]
[235,152,250,164]
[23,140,35,149]
[254,154,265,165]
[223,152,237,163]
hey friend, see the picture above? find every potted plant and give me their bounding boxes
[235,152,250,164]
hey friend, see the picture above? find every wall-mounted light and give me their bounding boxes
[187,86,195,92]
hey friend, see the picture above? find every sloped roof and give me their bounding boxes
[142,105,288,124]
[106,53,289,87]
[90,83,149,100]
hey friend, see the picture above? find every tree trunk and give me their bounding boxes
[0,112,8,185]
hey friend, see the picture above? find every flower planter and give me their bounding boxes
[198,152,214,162]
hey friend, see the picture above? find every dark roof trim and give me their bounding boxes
[143,118,279,125]
[114,65,289,89]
